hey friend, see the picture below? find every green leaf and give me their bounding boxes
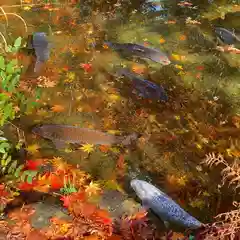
[20,171,27,182]
[0,142,10,153]
[29,170,38,177]
[3,103,12,121]
[0,56,5,70]
[8,160,17,174]
[14,165,24,178]
[6,63,14,74]
[14,37,22,49]
[26,175,33,184]
[2,152,8,160]
[8,74,20,92]
[1,158,5,167]
[5,45,12,53]
[4,155,12,166]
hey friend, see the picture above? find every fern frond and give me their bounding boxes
[201,152,228,168]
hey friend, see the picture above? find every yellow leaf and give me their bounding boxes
[109,147,120,153]
[174,64,183,70]
[79,143,94,153]
[85,181,101,196]
[102,180,125,193]
[64,72,75,83]
[108,94,121,101]
[26,144,40,154]
[177,71,185,76]
[107,130,121,135]
[196,143,202,149]
[23,6,31,11]
[177,176,188,186]
[171,54,181,61]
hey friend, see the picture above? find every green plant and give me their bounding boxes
[0,36,42,126]
[0,139,38,184]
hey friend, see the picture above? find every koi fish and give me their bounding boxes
[131,179,203,229]
[32,124,139,149]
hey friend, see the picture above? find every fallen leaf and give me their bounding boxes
[81,63,92,73]
[159,38,166,44]
[26,144,40,154]
[99,145,110,153]
[79,143,94,153]
[25,159,43,170]
[179,34,187,41]
[51,104,65,112]
[85,181,101,196]
[132,64,146,74]
[174,64,183,70]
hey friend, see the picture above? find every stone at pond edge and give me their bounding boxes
[26,230,47,240]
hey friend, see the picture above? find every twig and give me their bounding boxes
[0,7,8,26]
[0,13,28,32]
[0,31,7,50]
[0,3,67,8]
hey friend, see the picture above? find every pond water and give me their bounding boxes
[1,0,240,238]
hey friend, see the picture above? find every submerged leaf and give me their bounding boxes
[79,144,94,153]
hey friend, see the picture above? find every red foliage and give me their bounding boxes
[25,159,43,170]
[49,174,64,190]
[17,180,38,191]
[80,63,92,73]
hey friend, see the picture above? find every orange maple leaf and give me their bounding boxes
[179,34,187,41]
[99,145,110,153]
[51,104,65,112]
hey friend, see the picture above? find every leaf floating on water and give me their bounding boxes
[79,144,94,153]
[107,130,121,135]
[159,37,166,44]
[51,104,65,112]
[174,64,183,70]
[132,64,146,74]
[85,181,102,196]
[99,145,110,153]
[108,94,121,101]
[26,144,40,154]
[179,35,187,41]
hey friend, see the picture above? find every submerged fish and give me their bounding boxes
[27,32,50,73]
[130,179,202,229]
[117,68,168,101]
[215,27,240,45]
[32,124,139,149]
[104,41,171,65]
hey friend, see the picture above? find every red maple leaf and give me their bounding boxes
[60,195,72,208]
[0,184,9,197]
[80,63,92,73]
[17,180,38,191]
[25,159,42,170]
[49,174,64,190]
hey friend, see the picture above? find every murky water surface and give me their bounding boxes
[1,0,240,235]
